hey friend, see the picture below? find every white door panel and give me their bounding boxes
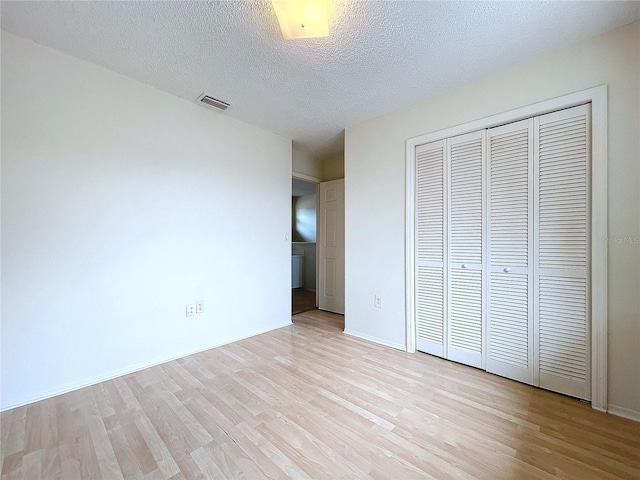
[447,131,484,368]
[319,179,345,314]
[486,119,534,384]
[535,104,591,400]
[415,140,446,356]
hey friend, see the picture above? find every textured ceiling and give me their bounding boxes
[2,1,639,159]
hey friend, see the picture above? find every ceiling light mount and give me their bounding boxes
[272,0,329,40]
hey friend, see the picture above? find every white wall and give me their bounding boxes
[292,148,344,182]
[322,154,345,181]
[292,148,323,179]
[0,32,292,410]
[345,21,640,416]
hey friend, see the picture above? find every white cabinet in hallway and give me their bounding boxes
[292,253,304,289]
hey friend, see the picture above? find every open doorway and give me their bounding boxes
[292,177,318,314]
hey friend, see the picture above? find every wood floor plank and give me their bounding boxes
[234,420,313,480]
[175,357,216,385]
[279,401,399,479]
[204,439,268,480]
[131,411,180,479]
[2,408,25,460]
[87,411,124,480]
[1,453,22,480]
[188,445,226,479]
[106,425,144,480]
[40,446,61,480]
[20,450,40,480]
[58,442,80,479]
[218,421,290,480]
[115,377,144,413]
[121,419,160,476]
[2,309,639,479]
[256,411,360,479]
[73,433,102,480]
[159,391,214,449]
[159,363,202,393]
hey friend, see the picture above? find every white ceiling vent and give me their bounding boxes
[196,93,230,111]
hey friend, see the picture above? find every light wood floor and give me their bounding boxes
[1,310,639,479]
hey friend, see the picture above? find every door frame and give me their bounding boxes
[404,85,608,411]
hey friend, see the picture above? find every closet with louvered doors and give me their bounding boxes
[414,103,592,401]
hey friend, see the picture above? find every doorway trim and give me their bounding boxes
[404,85,608,411]
[292,172,321,183]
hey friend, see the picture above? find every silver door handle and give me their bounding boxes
[461,264,468,269]
[503,267,511,273]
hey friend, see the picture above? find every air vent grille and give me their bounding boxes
[196,93,230,111]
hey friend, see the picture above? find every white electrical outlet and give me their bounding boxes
[186,303,196,317]
[196,301,204,314]
[374,295,382,308]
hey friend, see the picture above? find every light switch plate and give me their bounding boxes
[374,295,382,308]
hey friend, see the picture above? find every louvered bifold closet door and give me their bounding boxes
[447,131,484,368]
[486,119,534,384]
[535,104,591,401]
[415,140,446,357]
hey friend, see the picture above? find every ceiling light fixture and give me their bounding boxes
[272,0,329,40]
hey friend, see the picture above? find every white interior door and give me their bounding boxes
[447,131,484,369]
[486,118,535,384]
[535,104,591,400]
[318,179,345,314]
[415,140,446,357]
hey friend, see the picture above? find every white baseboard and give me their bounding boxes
[608,404,640,422]
[1,320,293,412]
[343,329,406,351]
